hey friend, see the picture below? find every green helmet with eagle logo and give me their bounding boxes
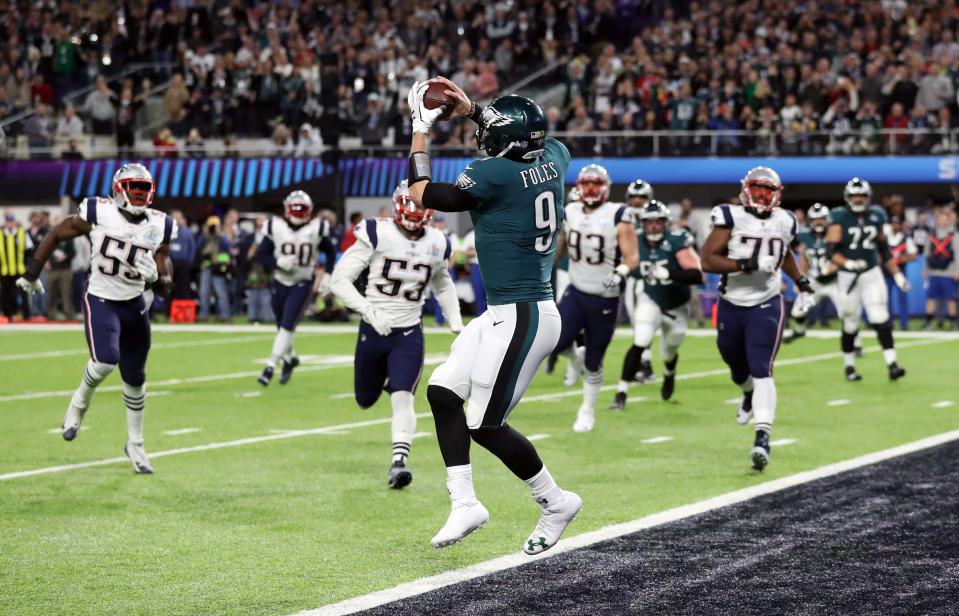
[476,94,548,162]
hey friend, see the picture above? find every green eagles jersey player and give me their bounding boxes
[825,177,908,382]
[614,200,703,409]
[405,77,581,557]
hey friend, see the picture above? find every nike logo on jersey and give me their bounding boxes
[492,320,505,326]
[760,303,771,309]
[403,329,414,336]
[602,309,613,314]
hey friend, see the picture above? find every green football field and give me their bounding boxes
[1,323,957,615]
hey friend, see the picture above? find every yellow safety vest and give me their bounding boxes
[0,227,27,276]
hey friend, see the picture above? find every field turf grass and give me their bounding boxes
[0,324,957,615]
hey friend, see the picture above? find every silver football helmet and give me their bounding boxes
[639,200,670,242]
[283,190,314,224]
[112,163,155,214]
[843,177,871,213]
[740,166,782,214]
[575,163,611,206]
[807,202,830,233]
[626,179,654,206]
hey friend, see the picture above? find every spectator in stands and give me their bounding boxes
[55,102,84,138]
[81,76,116,144]
[24,104,53,159]
[115,85,143,157]
[295,123,322,157]
[356,95,388,147]
[185,128,205,158]
[884,102,910,153]
[29,74,53,107]
[246,215,273,324]
[61,139,84,159]
[924,208,959,330]
[163,73,190,121]
[153,128,177,158]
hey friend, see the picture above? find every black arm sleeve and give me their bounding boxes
[877,237,893,263]
[255,237,276,270]
[668,268,704,284]
[319,236,337,272]
[825,241,840,259]
[422,182,478,213]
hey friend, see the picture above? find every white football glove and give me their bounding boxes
[15,276,43,295]
[843,258,868,272]
[449,318,464,334]
[757,254,779,274]
[650,263,671,281]
[276,254,297,272]
[893,271,910,293]
[134,252,159,284]
[793,292,816,318]
[603,264,631,290]
[363,304,394,336]
[316,272,331,297]
[407,80,445,134]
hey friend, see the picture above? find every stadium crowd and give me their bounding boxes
[3,1,959,157]
[2,195,957,329]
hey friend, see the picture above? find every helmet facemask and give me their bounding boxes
[394,193,432,232]
[116,178,155,214]
[643,218,667,242]
[283,190,314,225]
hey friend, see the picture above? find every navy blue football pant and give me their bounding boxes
[354,321,425,408]
[716,296,785,384]
[82,290,151,386]
[555,286,619,371]
[271,279,313,331]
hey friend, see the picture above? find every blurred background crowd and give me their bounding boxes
[2,0,959,158]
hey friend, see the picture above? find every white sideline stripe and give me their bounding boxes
[238,391,262,398]
[640,436,672,444]
[769,438,798,446]
[527,433,550,442]
[298,428,959,616]
[627,396,647,403]
[162,428,200,436]
[932,400,955,409]
[1,337,954,480]
[0,335,274,362]
[724,398,740,405]
[827,399,851,407]
[330,393,355,400]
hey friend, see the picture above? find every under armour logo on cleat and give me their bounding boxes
[492,320,505,326]
[527,537,549,551]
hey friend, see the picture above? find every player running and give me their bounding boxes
[701,167,814,471]
[622,179,657,382]
[330,180,463,489]
[783,203,861,349]
[826,178,908,382]
[612,200,703,409]
[16,163,175,474]
[553,163,639,432]
[406,77,581,555]
[255,190,333,387]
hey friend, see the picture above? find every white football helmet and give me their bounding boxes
[112,163,155,214]
[393,180,432,231]
[626,179,654,206]
[807,202,830,233]
[283,190,314,224]
[575,164,610,207]
[843,177,871,213]
[740,166,782,214]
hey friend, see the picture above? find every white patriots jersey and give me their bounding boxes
[564,200,632,298]
[354,218,451,327]
[78,197,176,301]
[266,216,330,286]
[710,204,797,306]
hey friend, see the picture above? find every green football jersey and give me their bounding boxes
[796,230,835,283]
[632,229,695,310]
[454,137,571,305]
[831,205,887,268]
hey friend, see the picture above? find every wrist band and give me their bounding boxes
[408,151,432,184]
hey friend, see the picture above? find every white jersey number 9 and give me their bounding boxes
[534,190,558,253]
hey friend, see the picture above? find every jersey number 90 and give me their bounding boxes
[280,242,315,267]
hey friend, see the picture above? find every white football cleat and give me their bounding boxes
[61,398,88,441]
[524,490,582,555]
[431,500,489,549]
[124,441,154,474]
[563,346,585,387]
[572,406,595,433]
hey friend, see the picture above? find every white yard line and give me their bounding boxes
[826,399,851,407]
[640,436,673,444]
[297,428,959,616]
[0,335,274,362]
[527,434,551,442]
[769,438,798,447]
[932,400,955,409]
[0,337,954,479]
[162,428,201,436]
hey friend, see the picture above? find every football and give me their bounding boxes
[423,81,454,120]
